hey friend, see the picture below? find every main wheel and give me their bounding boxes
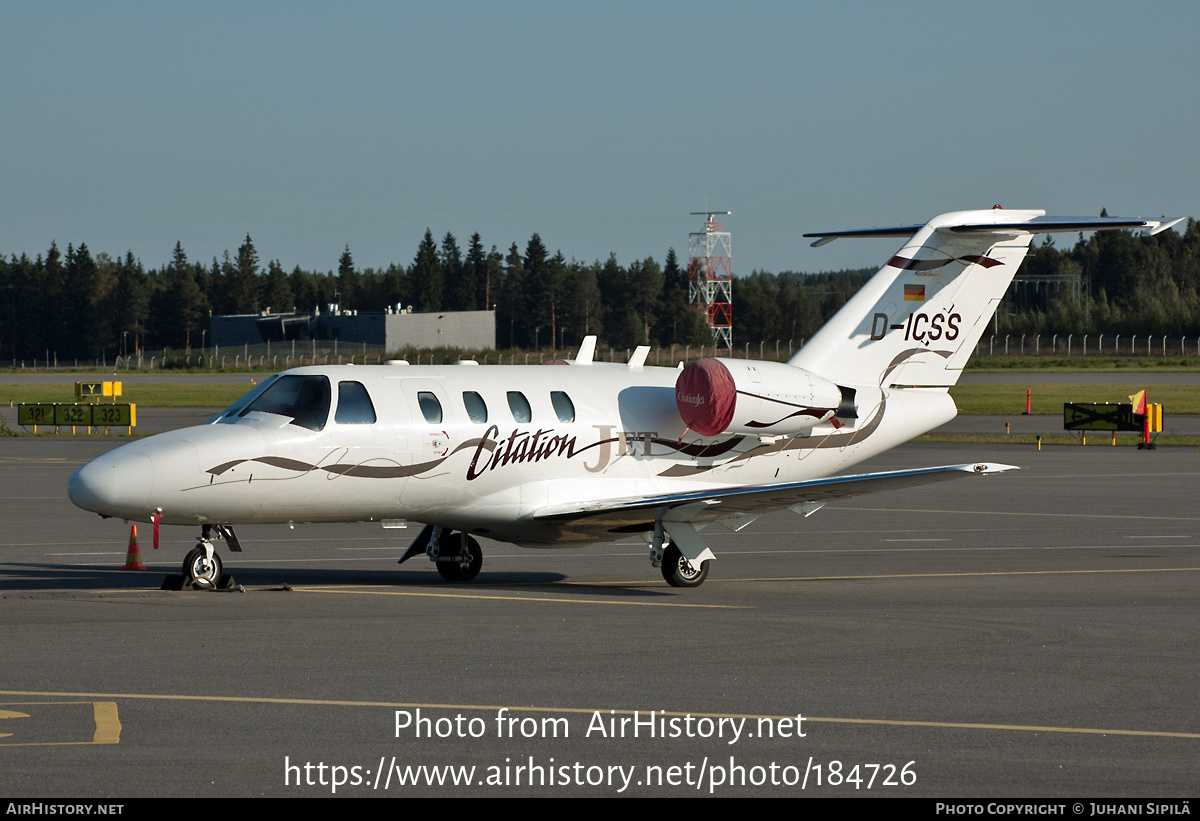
[183,545,223,587]
[661,544,708,588]
[436,535,482,582]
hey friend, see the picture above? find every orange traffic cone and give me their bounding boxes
[123,525,146,571]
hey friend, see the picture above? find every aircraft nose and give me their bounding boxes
[68,450,155,516]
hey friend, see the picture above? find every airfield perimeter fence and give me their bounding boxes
[10,335,1200,372]
[975,333,1200,358]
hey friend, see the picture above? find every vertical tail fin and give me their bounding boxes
[790,209,1177,388]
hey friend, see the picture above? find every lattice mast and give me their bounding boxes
[688,210,733,352]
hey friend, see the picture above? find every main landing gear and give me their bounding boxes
[648,522,711,588]
[397,525,483,582]
[182,524,240,589]
[660,544,709,588]
[435,533,482,582]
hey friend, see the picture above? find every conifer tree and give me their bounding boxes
[336,245,356,309]
[226,235,261,314]
[440,232,464,310]
[266,260,293,313]
[411,229,442,310]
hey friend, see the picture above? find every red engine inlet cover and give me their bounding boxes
[675,358,737,436]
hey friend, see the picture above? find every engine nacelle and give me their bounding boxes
[675,358,844,437]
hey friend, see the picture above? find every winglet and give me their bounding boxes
[1146,216,1186,237]
[966,463,1019,474]
[575,335,597,366]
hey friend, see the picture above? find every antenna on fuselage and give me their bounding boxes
[574,335,597,365]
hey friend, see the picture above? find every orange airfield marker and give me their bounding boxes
[122,525,146,571]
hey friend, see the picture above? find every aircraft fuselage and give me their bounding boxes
[67,361,954,546]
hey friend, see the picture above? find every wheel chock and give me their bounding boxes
[159,574,242,592]
[122,525,147,570]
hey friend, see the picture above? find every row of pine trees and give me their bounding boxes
[2,217,1198,362]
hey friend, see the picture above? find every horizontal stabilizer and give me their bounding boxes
[947,215,1184,236]
[806,225,925,246]
[533,463,1017,529]
[805,212,1184,246]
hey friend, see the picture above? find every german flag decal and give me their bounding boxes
[903,283,925,301]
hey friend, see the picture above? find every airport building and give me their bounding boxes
[210,306,496,351]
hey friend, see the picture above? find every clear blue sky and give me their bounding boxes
[2,1,1195,278]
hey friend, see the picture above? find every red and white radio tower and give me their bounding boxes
[688,210,733,352]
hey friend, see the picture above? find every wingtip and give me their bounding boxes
[1146,217,1186,237]
[969,462,1020,474]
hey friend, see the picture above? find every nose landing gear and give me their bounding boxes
[183,543,224,589]
[181,524,236,589]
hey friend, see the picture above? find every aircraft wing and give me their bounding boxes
[532,462,1017,530]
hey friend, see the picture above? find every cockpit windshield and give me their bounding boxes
[208,374,282,424]
[238,375,331,431]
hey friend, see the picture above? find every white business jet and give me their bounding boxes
[68,208,1182,588]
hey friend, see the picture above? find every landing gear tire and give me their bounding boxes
[661,544,708,588]
[183,545,223,589]
[436,534,482,582]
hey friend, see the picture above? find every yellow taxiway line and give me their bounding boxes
[0,691,1193,740]
[0,701,120,747]
[292,585,747,608]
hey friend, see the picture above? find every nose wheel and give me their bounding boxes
[183,542,224,589]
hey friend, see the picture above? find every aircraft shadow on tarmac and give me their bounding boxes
[0,562,685,599]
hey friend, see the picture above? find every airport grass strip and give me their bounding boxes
[916,433,1200,446]
[0,382,254,408]
[947,383,1200,414]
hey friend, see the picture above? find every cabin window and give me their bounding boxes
[550,391,575,423]
[507,391,532,423]
[335,381,377,424]
[239,375,330,431]
[462,391,488,423]
[417,391,443,424]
